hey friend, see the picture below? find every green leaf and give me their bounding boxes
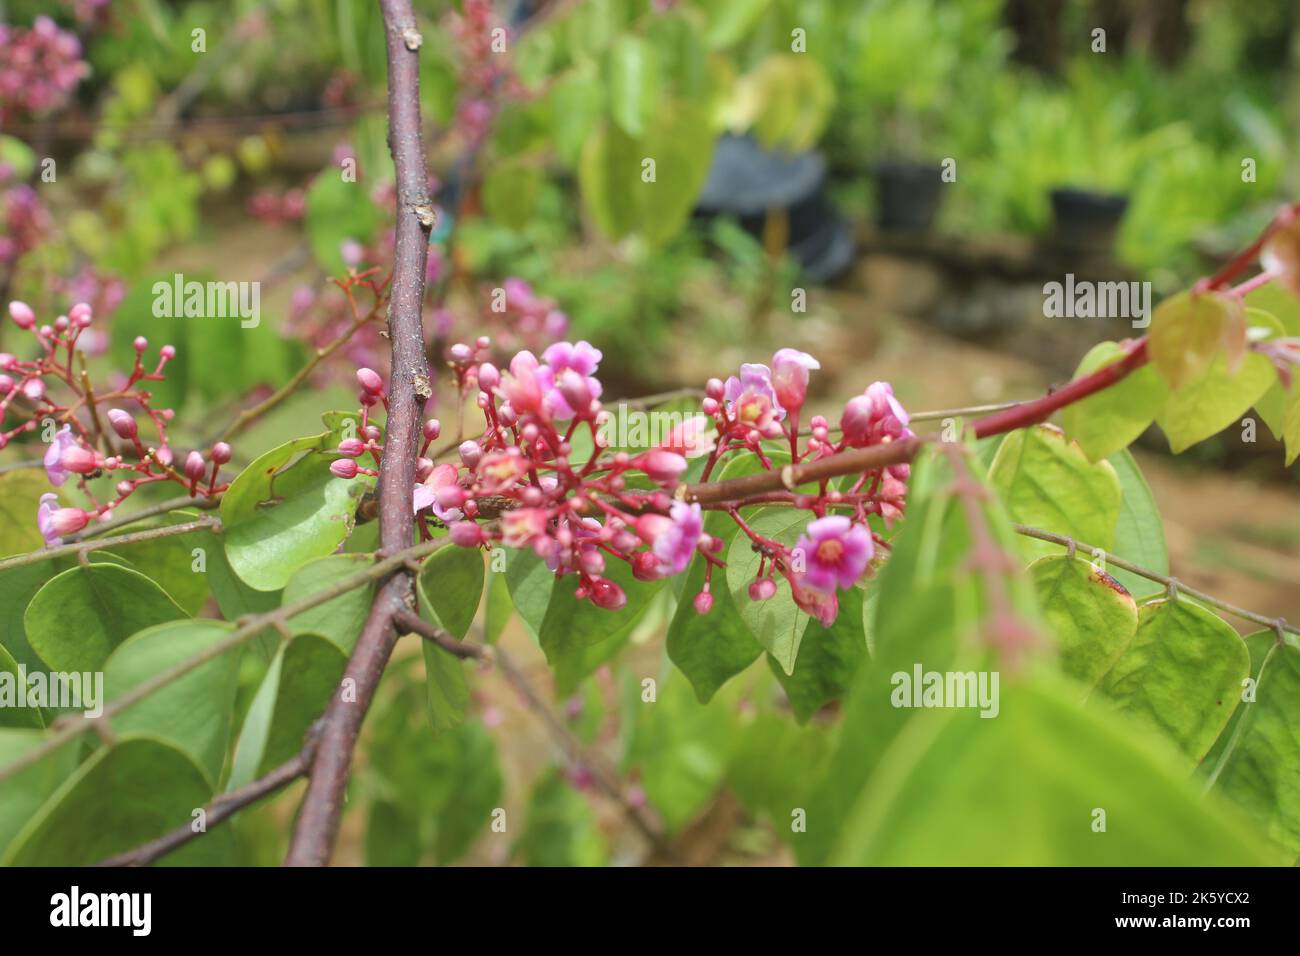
[1210,643,1300,858]
[1060,341,1168,461]
[1200,629,1276,775]
[728,710,835,832]
[538,557,663,693]
[1155,308,1281,453]
[227,634,346,789]
[0,730,78,857]
[101,512,215,615]
[482,566,513,644]
[606,36,660,138]
[704,0,772,48]
[504,547,553,639]
[418,545,485,641]
[1283,386,1300,466]
[281,553,376,653]
[548,63,605,165]
[1148,290,1235,389]
[421,639,469,736]
[0,641,43,728]
[725,507,812,674]
[482,154,545,230]
[24,564,188,672]
[1097,599,1249,763]
[220,424,373,591]
[1105,449,1169,599]
[769,586,867,722]
[625,670,736,832]
[990,424,1122,562]
[830,676,1280,865]
[749,55,836,152]
[431,721,503,864]
[666,477,761,702]
[578,101,715,245]
[1030,554,1137,690]
[304,172,380,274]
[0,469,52,558]
[514,768,607,866]
[103,620,242,785]
[2,737,233,866]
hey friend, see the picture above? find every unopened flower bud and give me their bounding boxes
[330,459,359,479]
[8,301,35,329]
[155,446,174,467]
[22,379,45,400]
[160,344,176,360]
[211,442,232,466]
[458,440,482,468]
[448,521,485,547]
[749,578,777,601]
[587,577,627,610]
[705,377,725,401]
[69,303,92,326]
[133,336,148,352]
[693,590,714,615]
[50,508,90,536]
[107,409,138,440]
[337,438,365,457]
[356,367,385,395]
[60,445,100,475]
[631,550,662,581]
[448,343,473,364]
[477,363,500,390]
[184,451,206,481]
[435,484,467,509]
[638,449,687,483]
[423,418,441,441]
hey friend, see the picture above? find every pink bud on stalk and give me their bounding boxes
[356,367,385,395]
[9,301,36,329]
[184,451,206,481]
[693,590,714,615]
[49,508,90,536]
[423,419,442,441]
[448,521,485,547]
[337,438,365,457]
[330,459,359,479]
[106,409,138,440]
[211,442,232,465]
[59,445,100,475]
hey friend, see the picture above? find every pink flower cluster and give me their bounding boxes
[247,187,306,224]
[0,16,90,123]
[0,166,51,266]
[330,337,913,625]
[446,0,521,147]
[2,301,232,545]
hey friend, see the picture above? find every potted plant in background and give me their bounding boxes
[825,0,1010,233]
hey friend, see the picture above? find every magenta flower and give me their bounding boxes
[791,578,840,627]
[771,349,819,414]
[795,515,874,593]
[653,501,703,575]
[37,492,60,546]
[724,363,785,437]
[497,350,544,415]
[536,341,603,420]
[841,381,910,447]
[43,425,76,487]
[413,463,464,520]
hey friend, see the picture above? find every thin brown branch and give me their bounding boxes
[284,0,434,867]
[97,746,315,867]
[0,516,222,573]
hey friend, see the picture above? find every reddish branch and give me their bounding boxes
[284,0,433,867]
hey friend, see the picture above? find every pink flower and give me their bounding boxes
[43,425,76,486]
[36,493,61,546]
[724,364,785,437]
[795,515,873,593]
[652,501,703,575]
[659,414,716,459]
[841,381,910,447]
[535,341,603,420]
[792,578,840,627]
[414,463,464,520]
[497,350,544,415]
[771,349,819,414]
[501,507,548,548]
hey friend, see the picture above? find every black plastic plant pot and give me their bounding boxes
[1049,187,1129,256]
[694,135,857,283]
[871,160,944,233]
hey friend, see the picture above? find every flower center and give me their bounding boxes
[816,538,844,565]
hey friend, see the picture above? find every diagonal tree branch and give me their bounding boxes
[284,0,434,867]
